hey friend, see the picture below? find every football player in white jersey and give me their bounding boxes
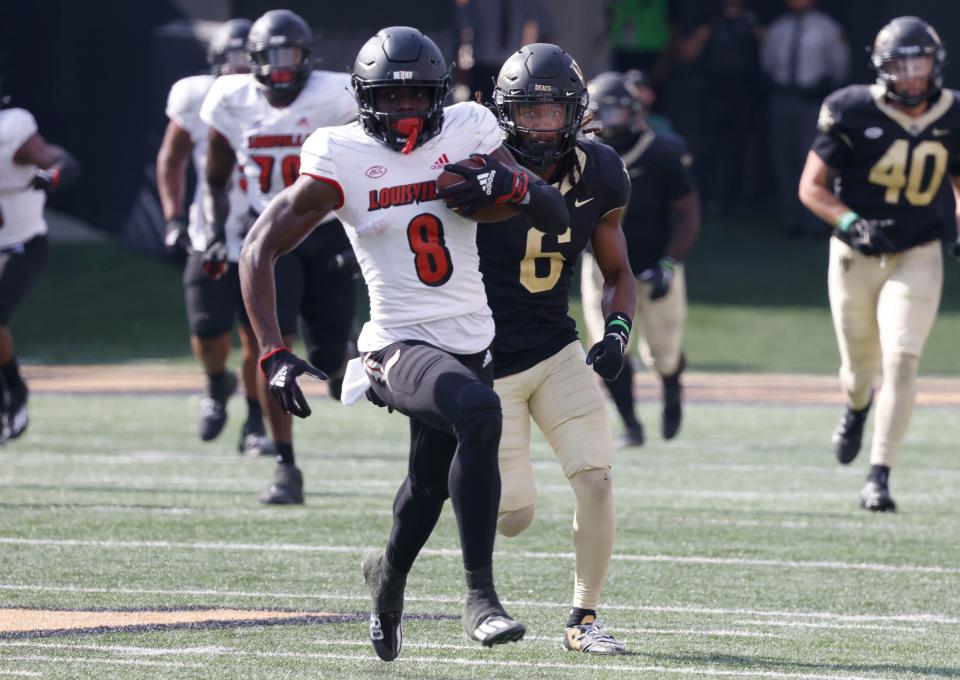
[200,10,359,504]
[156,19,273,457]
[0,88,78,442]
[240,26,568,661]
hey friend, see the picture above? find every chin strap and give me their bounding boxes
[394,117,423,155]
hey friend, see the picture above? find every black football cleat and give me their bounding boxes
[860,479,896,512]
[832,398,872,465]
[463,589,525,647]
[259,464,304,504]
[198,371,238,441]
[563,614,626,655]
[3,382,29,440]
[362,550,407,661]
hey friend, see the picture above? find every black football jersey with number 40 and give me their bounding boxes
[478,138,630,379]
[813,84,960,251]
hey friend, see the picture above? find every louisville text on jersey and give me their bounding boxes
[368,180,441,211]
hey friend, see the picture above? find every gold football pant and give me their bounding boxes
[580,251,686,376]
[828,237,942,468]
[494,341,615,610]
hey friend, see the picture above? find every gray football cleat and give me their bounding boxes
[361,550,407,661]
[258,463,304,504]
[833,399,872,465]
[563,616,626,655]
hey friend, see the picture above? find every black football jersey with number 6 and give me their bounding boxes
[812,84,960,252]
[478,138,630,379]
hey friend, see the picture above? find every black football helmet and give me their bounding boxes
[588,71,643,152]
[352,26,450,154]
[493,43,588,169]
[208,18,252,76]
[871,16,945,107]
[247,10,313,93]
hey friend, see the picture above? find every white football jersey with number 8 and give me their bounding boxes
[299,102,504,354]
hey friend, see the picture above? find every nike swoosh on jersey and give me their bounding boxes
[574,197,595,207]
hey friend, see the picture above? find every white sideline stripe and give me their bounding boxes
[0,654,203,669]
[610,627,781,639]
[0,672,41,678]
[0,536,954,575]
[0,583,954,626]
[0,646,885,680]
[734,620,924,633]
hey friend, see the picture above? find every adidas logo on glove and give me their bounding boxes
[476,170,496,196]
[270,365,288,389]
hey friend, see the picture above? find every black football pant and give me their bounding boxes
[365,341,502,575]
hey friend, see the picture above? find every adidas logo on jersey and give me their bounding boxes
[430,153,450,170]
[477,170,497,196]
[270,366,288,389]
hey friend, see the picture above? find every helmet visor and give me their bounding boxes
[882,54,934,81]
[506,100,580,136]
[221,49,250,74]
[254,46,304,68]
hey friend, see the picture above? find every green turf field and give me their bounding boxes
[1,394,958,678]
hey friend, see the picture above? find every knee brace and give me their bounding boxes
[497,504,535,537]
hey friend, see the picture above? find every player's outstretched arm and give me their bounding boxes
[156,120,193,254]
[949,176,960,259]
[585,207,636,381]
[239,175,338,417]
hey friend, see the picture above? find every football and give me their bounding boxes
[436,157,519,223]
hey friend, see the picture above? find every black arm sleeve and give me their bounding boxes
[516,176,569,234]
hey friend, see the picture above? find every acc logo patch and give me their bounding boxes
[366,165,388,179]
[864,127,884,139]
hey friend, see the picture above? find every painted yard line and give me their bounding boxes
[734,620,925,633]
[0,654,203,669]
[0,672,41,678]
[0,646,889,680]
[0,583,954,626]
[594,627,782,639]
[0,537,954,574]
[1,502,948,534]
[686,462,960,478]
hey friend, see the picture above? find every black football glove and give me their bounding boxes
[202,223,230,280]
[639,257,677,300]
[163,218,191,256]
[31,168,60,192]
[260,348,327,418]
[438,154,529,216]
[846,217,897,256]
[586,312,632,381]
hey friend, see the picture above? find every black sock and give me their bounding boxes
[606,360,640,429]
[868,464,890,485]
[0,358,25,394]
[244,398,263,432]
[207,371,232,402]
[566,607,597,627]
[274,441,295,466]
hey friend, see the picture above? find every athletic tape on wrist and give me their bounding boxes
[837,211,860,233]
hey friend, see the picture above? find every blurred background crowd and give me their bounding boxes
[0,0,955,249]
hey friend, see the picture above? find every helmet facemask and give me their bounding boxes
[250,46,311,93]
[876,52,940,107]
[495,90,587,170]
[353,77,450,154]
